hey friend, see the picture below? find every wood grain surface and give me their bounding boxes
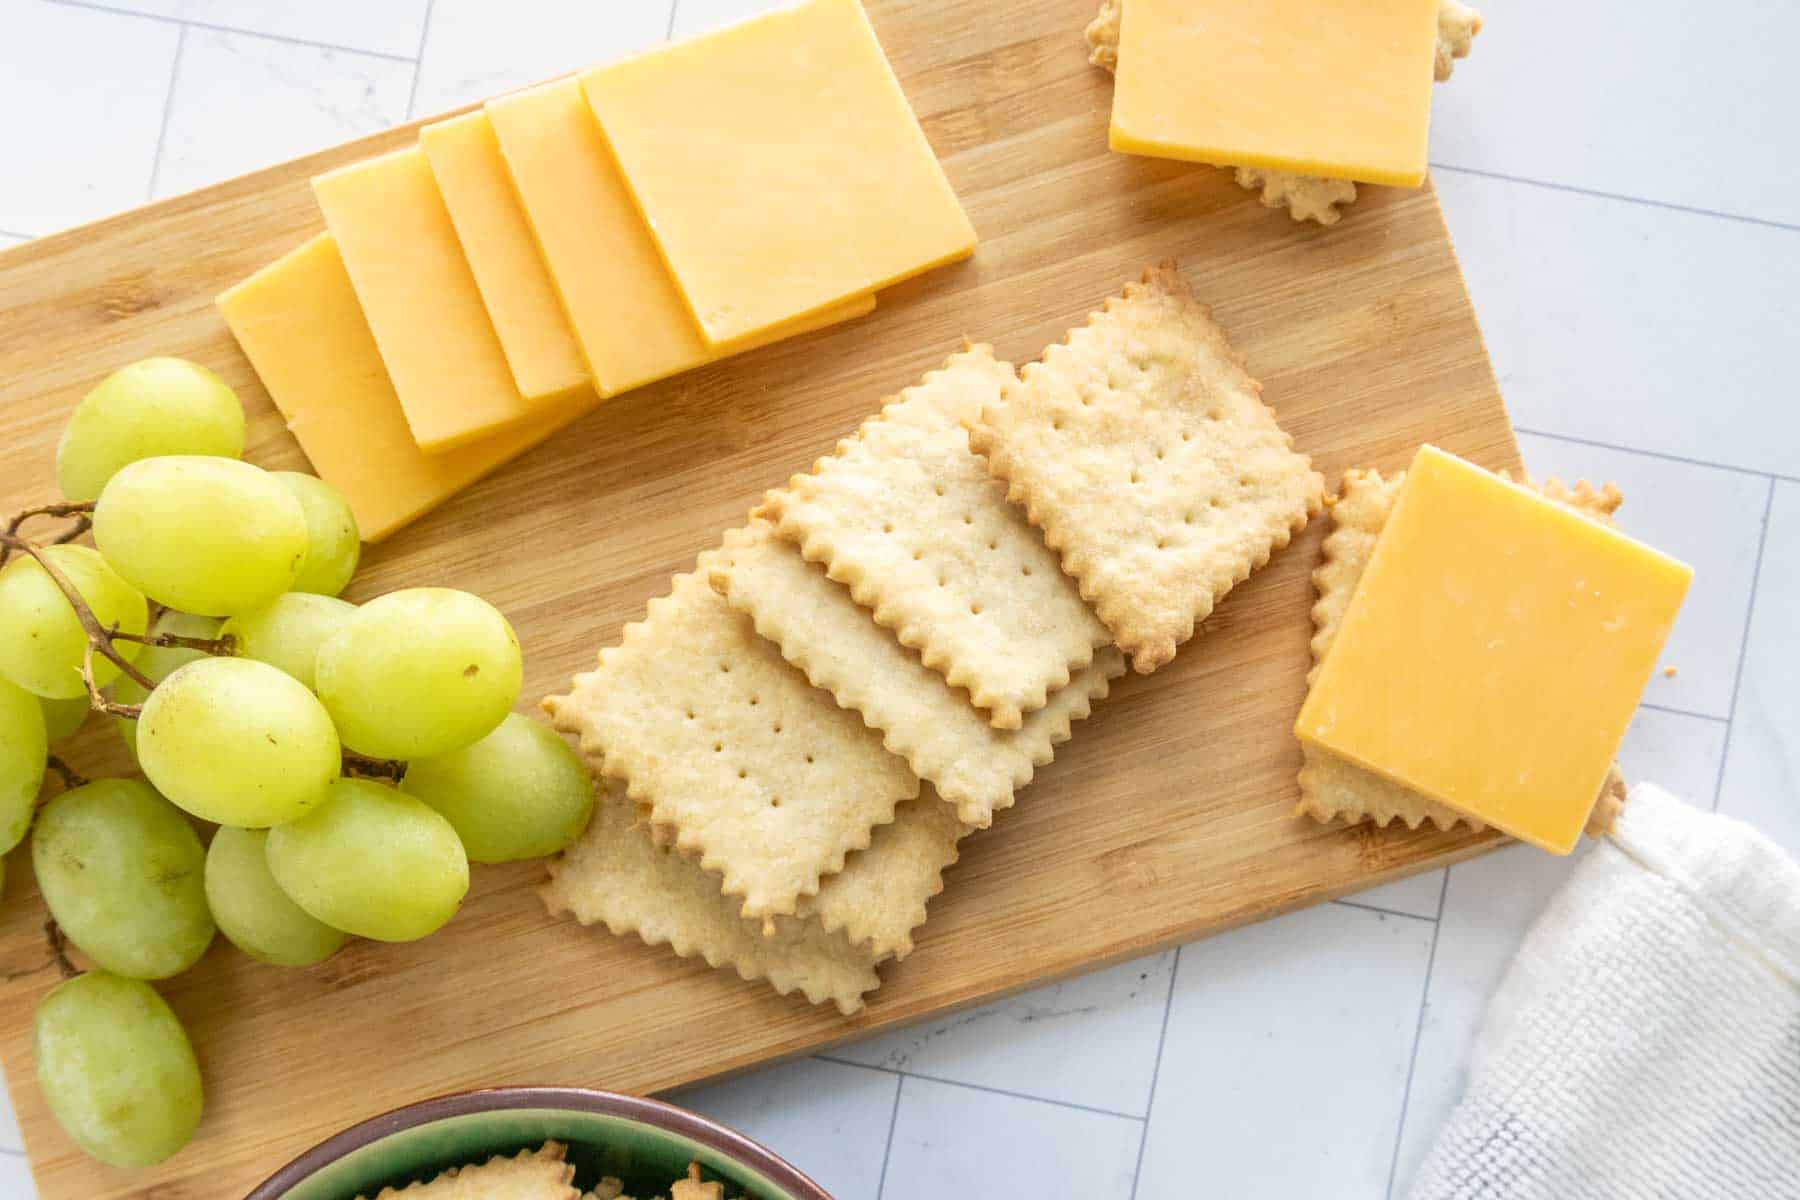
[0,2,1511,1195]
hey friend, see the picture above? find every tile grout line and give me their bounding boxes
[1384,869,1452,1200]
[404,0,439,119]
[872,1073,904,1200]
[41,0,417,62]
[1636,701,1728,725]
[1429,161,1800,235]
[1513,426,1794,486]
[1127,946,1182,1199]
[1333,898,1439,924]
[813,1054,1147,1124]
[1711,476,1778,813]
[666,0,680,39]
[143,22,187,204]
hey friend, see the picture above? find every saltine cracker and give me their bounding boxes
[968,266,1323,674]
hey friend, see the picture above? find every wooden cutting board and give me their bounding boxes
[0,2,1511,1195]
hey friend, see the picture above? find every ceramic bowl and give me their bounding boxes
[244,1086,833,1200]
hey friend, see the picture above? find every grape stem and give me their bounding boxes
[112,628,238,656]
[0,531,158,694]
[0,501,94,568]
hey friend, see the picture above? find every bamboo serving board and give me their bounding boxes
[0,2,1512,1195]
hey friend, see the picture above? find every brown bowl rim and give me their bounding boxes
[242,1085,834,1200]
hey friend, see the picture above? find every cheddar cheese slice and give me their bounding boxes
[217,234,596,543]
[581,0,975,347]
[420,110,589,403]
[1109,0,1439,187]
[312,147,546,452]
[1295,446,1691,853]
[484,78,874,397]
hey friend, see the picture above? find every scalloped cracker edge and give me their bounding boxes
[758,343,1108,729]
[968,264,1323,674]
[543,557,918,926]
[543,780,883,1015]
[713,519,1125,828]
[1084,0,1481,225]
[358,1141,579,1200]
[1298,466,1628,835]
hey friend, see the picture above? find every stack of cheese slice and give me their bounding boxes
[219,0,975,543]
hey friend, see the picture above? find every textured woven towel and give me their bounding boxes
[1411,784,1800,1199]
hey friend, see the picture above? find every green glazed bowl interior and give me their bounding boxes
[245,1087,832,1200]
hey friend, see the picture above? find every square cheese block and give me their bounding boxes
[1109,0,1439,187]
[581,0,975,347]
[484,77,875,397]
[1295,445,1691,854]
[313,146,551,452]
[216,234,596,543]
[420,110,589,403]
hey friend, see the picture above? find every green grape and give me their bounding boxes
[32,779,214,979]
[137,657,339,827]
[38,694,90,744]
[113,611,222,760]
[55,356,245,501]
[220,593,355,692]
[403,713,593,863]
[204,826,347,967]
[265,777,469,942]
[34,971,203,1168]
[93,456,308,615]
[0,544,148,699]
[315,588,522,760]
[0,678,48,854]
[275,472,361,597]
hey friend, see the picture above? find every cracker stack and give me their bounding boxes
[543,265,1322,1012]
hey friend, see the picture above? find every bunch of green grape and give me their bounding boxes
[0,358,596,1170]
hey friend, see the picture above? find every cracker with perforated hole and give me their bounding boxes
[760,344,1110,730]
[542,779,883,1014]
[1085,0,1480,224]
[968,266,1324,674]
[713,519,1126,828]
[543,559,919,925]
[1298,466,1627,833]
[360,1142,579,1200]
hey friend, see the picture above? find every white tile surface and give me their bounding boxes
[0,3,1796,1198]
[1516,432,1770,719]
[1343,869,1446,921]
[1388,706,1730,1196]
[409,0,673,116]
[154,27,411,199]
[670,0,779,39]
[1430,0,1800,226]
[0,234,26,250]
[1718,481,1798,853]
[1436,167,1800,480]
[82,0,430,57]
[830,951,1175,1117]
[0,0,178,235]
[882,1076,1141,1197]
[672,1057,897,1200]
[1136,904,1435,1199]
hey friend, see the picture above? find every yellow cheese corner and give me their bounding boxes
[217,234,595,543]
[1109,0,1438,188]
[1295,445,1691,853]
[580,0,975,348]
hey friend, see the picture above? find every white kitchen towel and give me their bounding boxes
[1409,783,1800,1200]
